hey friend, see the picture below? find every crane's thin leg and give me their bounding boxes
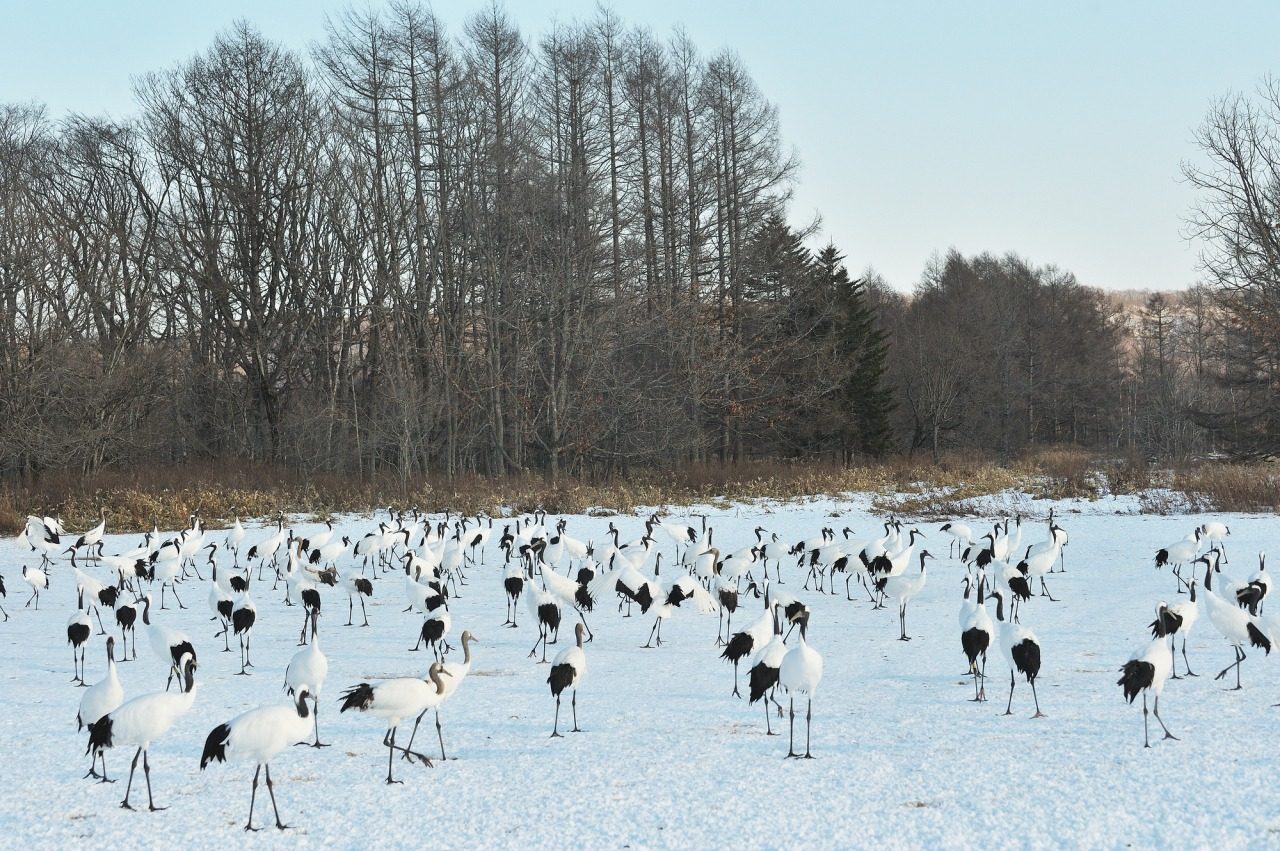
[308,698,328,747]
[435,709,446,760]
[1004,670,1015,716]
[397,714,434,766]
[1030,679,1045,718]
[245,765,261,831]
[403,712,423,758]
[93,607,106,634]
[785,697,798,758]
[386,728,402,784]
[803,698,814,758]
[1141,694,1150,748]
[347,596,354,626]
[764,702,774,735]
[731,661,741,699]
[264,764,287,830]
[1182,638,1197,676]
[551,695,563,738]
[643,618,660,648]
[1040,577,1058,602]
[1216,646,1244,689]
[143,750,165,811]
[571,691,581,733]
[120,746,141,809]
[1153,696,1177,740]
[360,596,369,627]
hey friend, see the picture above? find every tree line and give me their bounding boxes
[0,5,1272,487]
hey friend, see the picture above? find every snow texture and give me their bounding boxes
[2,497,1279,848]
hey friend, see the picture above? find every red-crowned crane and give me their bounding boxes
[641,575,717,648]
[960,576,993,701]
[114,596,139,661]
[1199,521,1231,563]
[209,564,235,652]
[458,516,494,565]
[778,621,823,759]
[414,603,452,662]
[200,688,315,830]
[526,583,561,663]
[1155,529,1202,594]
[990,590,1045,718]
[342,570,373,627]
[68,591,93,685]
[1198,552,1271,689]
[226,515,246,564]
[502,561,524,627]
[1236,553,1270,615]
[548,623,587,737]
[285,616,329,748]
[1119,603,1177,748]
[232,581,257,676]
[748,608,787,734]
[78,636,124,781]
[541,567,596,642]
[940,522,973,558]
[1152,578,1200,678]
[587,554,656,618]
[141,594,196,691]
[1020,528,1065,601]
[716,578,755,646]
[722,587,776,698]
[769,588,811,642]
[21,565,47,610]
[72,507,108,564]
[86,654,197,811]
[877,551,933,641]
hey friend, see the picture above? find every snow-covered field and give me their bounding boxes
[2,493,1279,849]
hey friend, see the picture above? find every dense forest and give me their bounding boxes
[0,5,1276,486]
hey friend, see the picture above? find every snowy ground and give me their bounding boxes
[2,493,1279,849]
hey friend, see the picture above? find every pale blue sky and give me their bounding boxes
[4,0,1277,291]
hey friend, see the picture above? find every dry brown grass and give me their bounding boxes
[1172,463,1280,513]
[3,453,1277,535]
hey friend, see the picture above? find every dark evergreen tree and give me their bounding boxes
[818,245,896,458]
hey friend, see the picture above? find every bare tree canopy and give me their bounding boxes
[0,6,1248,487]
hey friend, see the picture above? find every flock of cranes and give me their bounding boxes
[2,505,1277,832]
